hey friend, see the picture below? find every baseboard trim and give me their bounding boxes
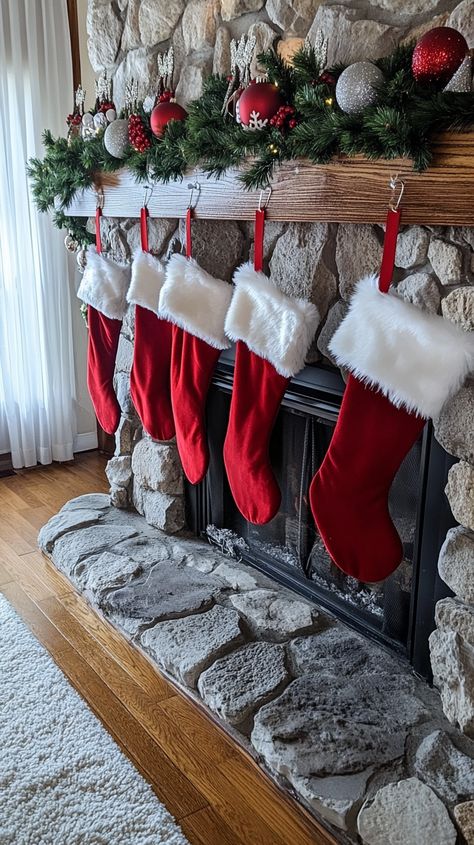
[73,431,98,453]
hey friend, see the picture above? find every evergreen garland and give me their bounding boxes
[27,41,474,243]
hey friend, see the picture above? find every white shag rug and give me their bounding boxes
[0,594,190,845]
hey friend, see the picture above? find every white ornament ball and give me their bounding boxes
[64,233,78,252]
[82,112,93,127]
[103,118,129,158]
[105,108,116,123]
[93,111,107,129]
[335,61,384,114]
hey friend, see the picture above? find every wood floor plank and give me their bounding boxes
[219,754,339,845]
[180,806,247,845]
[0,543,56,602]
[21,551,74,598]
[158,690,241,765]
[0,561,14,586]
[58,590,173,700]
[50,646,208,822]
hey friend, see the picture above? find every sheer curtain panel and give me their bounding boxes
[0,0,77,467]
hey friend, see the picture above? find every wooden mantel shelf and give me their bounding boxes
[64,132,474,226]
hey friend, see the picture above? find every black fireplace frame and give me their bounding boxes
[185,348,456,680]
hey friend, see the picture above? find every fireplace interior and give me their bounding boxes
[186,347,457,680]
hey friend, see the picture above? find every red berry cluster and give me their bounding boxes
[269,104,297,132]
[158,89,174,104]
[98,100,115,113]
[66,113,82,126]
[311,71,337,87]
[129,113,152,153]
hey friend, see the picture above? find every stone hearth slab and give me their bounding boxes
[39,497,474,844]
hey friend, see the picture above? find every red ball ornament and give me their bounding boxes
[237,82,284,130]
[150,101,187,139]
[412,26,468,86]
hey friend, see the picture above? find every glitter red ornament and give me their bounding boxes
[412,26,468,86]
[237,81,284,130]
[150,100,188,139]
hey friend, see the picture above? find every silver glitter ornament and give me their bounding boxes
[103,118,129,158]
[336,61,384,114]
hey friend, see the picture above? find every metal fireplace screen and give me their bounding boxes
[185,350,455,679]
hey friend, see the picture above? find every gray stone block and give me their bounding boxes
[317,300,348,364]
[394,226,429,269]
[308,6,401,66]
[429,628,474,737]
[445,462,474,531]
[138,0,185,46]
[288,628,402,678]
[38,509,102,553]
[106,455,132,489]
[436,598,474,647]
[51,524,138,577]
[290,769,373,832]
[252,672,428,778]
[140,605,245,687]
[438,526,474,603]
[414,729,474,804]
[441,287,474,331]
[182,0,218,51]
[357,777,457,845]
[87,0,123,71]
[75,550,146,602]
[428,239,463,286]
[454,799,474,844]
[230,589,322,641]
[131,438,183,494]
[336,225,382,300]
[133,482,185,534]
[61,493,110,512]
[198,642,289,727]
[102,561,227,621]
[435,386,474,463]
[396,272,440,313]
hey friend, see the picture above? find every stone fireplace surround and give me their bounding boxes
[50,0,474,840]
[46,206,474,842]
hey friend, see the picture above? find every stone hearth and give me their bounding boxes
[39,495,474,844]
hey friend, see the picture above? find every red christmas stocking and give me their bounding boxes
[77,248,130,435]
[159,253,233,484]
[310,273,474,582]
[128,249,175,441]
[223,263,319,525]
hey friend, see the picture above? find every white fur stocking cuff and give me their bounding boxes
[330,274,474,419]
[77,248,130,320]
[159,253,233,350]
[128,251,166,312]
[224,263,320,378]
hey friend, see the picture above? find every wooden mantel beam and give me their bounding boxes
[63,132,474,226]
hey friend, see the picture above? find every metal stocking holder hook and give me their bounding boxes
[95,186,104,210]
[187,182,201,211]
[389,174,405,212]
[143,184,153,208]
[258,186,272,212]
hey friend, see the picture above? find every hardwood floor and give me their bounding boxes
[0,451,338,845]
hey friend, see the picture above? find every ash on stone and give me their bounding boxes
[206,524,249,558]
[101,561,228,621]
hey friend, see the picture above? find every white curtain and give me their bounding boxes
[0,0,77,467]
